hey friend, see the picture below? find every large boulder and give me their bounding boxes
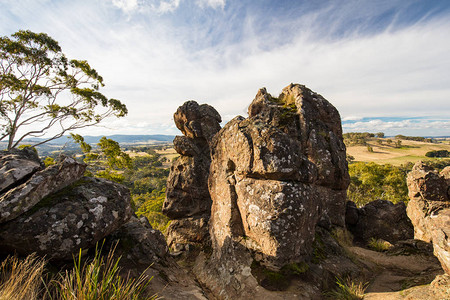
[0,148,42,194]
[407,162,450,274]
[346,200,414,244]
[195,84,350,298]
[0,177,132,260]
[163,100,221,249]
[0,156,86,223]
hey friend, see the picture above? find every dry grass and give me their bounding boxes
[52,244,155,300]
[347,139,450,166]
[0,244,156,300]
[0,254,45,300]
[326,277,368,300]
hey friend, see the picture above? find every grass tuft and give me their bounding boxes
[0,243,157,300]
[0,253,45,300]
[326,277,367,300]
[367,238,392,252]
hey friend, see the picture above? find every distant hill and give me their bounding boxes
[23,134,175,145]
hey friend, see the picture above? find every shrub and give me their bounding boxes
[425,150,449,158]
[348,162,409,207]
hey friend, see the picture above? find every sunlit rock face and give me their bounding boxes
[190,84,350,299]
[162,101,221,250]
[407,162,450,274]
[208,84,349,271]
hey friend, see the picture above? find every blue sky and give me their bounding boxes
[1,0,449,136]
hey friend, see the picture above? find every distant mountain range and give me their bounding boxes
[23,134,175,145]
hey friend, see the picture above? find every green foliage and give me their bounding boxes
[0,30,127,150]
[17,144,37,153]
[376,132,385,138]
[70,135,131,183]
[425,150,449,158]
[367,238,392,252]
[43,156,56,167]
[97,137,132,170]
[348,162,409,207]
[395,135,433,143]
[367,145,374,152]
[326,277,367,300]
[135,188,170,233]
[343,132,375,146]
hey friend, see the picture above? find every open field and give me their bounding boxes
[155,147,179,168]
[347,138,450,166]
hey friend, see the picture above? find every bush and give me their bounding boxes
[348,162,408,207]
[425,150,449,158]
[135,189,170,232]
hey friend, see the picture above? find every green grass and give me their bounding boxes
[325,277,368,300]
[367,238,392,252]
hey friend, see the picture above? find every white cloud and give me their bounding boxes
[109,0,181,14]
[196,0,225,10]
[1,1,449,137]
[343,119,450,136]
[111,0,138,12]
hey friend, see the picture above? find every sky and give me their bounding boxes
[1,0,450,137]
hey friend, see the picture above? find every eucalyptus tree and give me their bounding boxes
[0,30,127,150]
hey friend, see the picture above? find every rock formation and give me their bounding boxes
[346,199,414,244]
[0,149,132,260]
[407,162,450,274]
[193,84,351,298]
[162,101,221,250]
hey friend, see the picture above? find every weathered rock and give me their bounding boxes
[163,155,212,219]
[0,156,86,223]
[0,148,42,194]
[107,215,209,300]
[407,162,450,274]
[0,177,132,260]
[195,84,350,298]
[173,101,222,142]
[209,84,348,268]
[165,215,209,251]
[346,199,414,244]
[173,135,204,157]
[108,215,167,265]
[163,100,221,248]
